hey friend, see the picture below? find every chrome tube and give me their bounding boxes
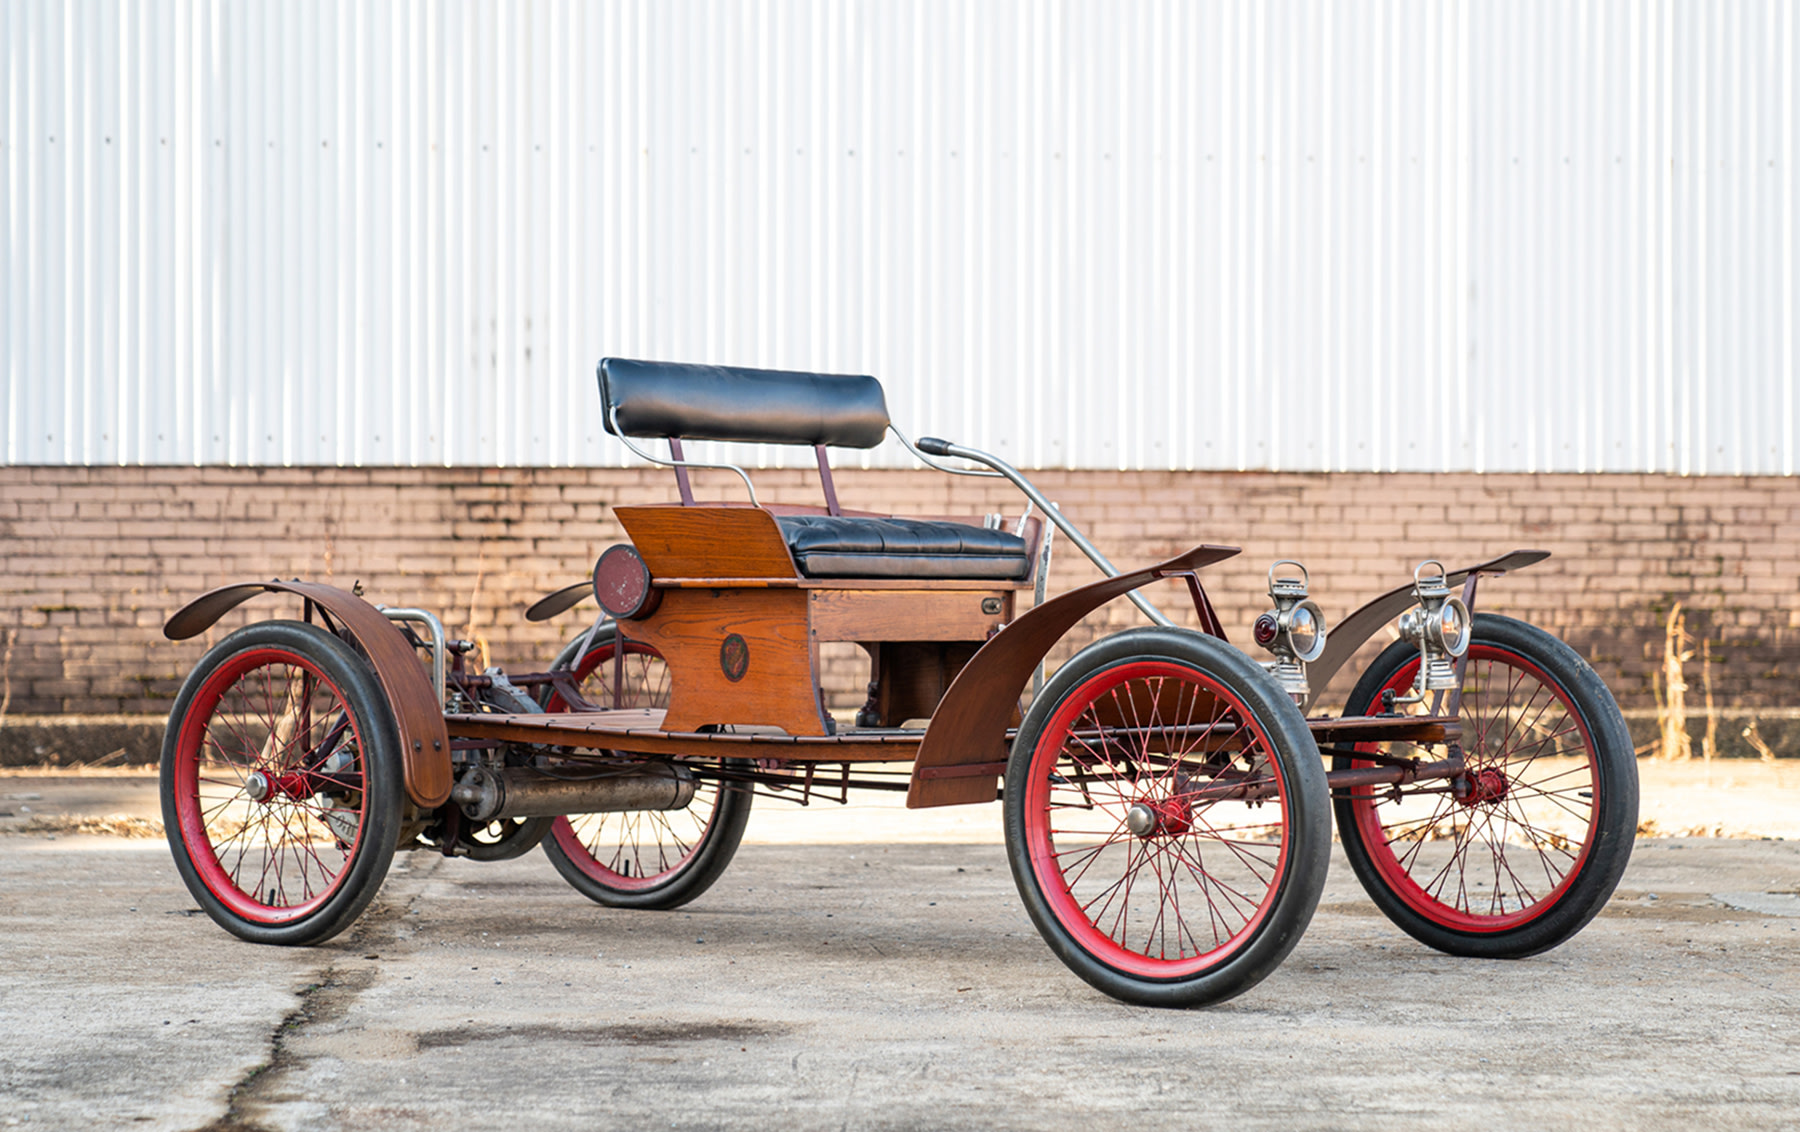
[889,424,1004,478]
[1032,517,1056,697]
[379,606,449,709]
[606,403,761,506]
[911,436,1174,628]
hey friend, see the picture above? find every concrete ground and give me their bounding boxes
[2,769,1798,1131]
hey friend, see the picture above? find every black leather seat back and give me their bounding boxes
[599,358,891,449]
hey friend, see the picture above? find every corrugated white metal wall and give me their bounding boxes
[4,0,1796,473]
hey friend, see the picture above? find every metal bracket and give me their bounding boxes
[1155,569,1227,641]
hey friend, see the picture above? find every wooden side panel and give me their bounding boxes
[625,588,825,735]
[808,589,1011,643]
[615,505,800,580]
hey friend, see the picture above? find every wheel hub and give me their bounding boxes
[1125,795,1194,838]
[244,769,317,805]
[1454,767,1510,808]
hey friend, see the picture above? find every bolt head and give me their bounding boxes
[1126,802,1158,837]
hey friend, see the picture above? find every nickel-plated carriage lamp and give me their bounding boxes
[1396,560,1471,693]
[1252,560,1328,698]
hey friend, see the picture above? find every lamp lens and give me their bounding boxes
[1437,601,1469,655]
[1253,613,1280,648]
[1288,605,1320,657]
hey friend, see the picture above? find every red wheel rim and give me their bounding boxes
[545,640,725,892]
[1023,661,1292,979]
[1349,646,1600,932]
[172,648,370,924]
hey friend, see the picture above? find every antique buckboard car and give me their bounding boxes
[159,359,1639,1007]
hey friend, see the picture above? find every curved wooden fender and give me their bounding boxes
[165,582,453,809]
[907,544,1241,809]
[1298,549,1551,715]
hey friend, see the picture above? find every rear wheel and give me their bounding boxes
[538,628,751,909]
[1005,628,1330,1007]
[160,620,404,945]
[1335,614,1637,957]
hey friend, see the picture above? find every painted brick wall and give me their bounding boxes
[2,466,1795,734]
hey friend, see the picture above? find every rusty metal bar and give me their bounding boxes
[1325,756,1465,792]
[611,629,627,709]
[814,445,842,515]
[668,439,697,506]
[445,708,1457,768]
[1443,570,1485,719]
[1158,570,1228,641]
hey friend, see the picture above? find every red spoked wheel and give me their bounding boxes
[160,621,403,946]
[538,628,751,909]
[1335,614,1637,957]
[1005,628,1329,1007]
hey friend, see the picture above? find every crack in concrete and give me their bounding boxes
[193,858,440,1132]
[198,973,365,1132]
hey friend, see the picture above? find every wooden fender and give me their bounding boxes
[164,581,453,809]
[907,544,1241,809]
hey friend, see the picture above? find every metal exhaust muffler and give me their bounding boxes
[451,763,697,824]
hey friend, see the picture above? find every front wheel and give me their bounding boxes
[160,620,404,945]
[537,628,752,909]
[1005,627,1331,1008]
[1335,614,1638,958]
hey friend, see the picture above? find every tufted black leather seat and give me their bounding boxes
[778,515,1030,581]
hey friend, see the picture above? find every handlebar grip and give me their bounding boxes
[916,436,954,456]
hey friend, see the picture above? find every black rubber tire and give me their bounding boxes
[1004,627,1331,1007]
[537,628,752,910]
[160,620,404,946]
[1335,614,1638,958]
